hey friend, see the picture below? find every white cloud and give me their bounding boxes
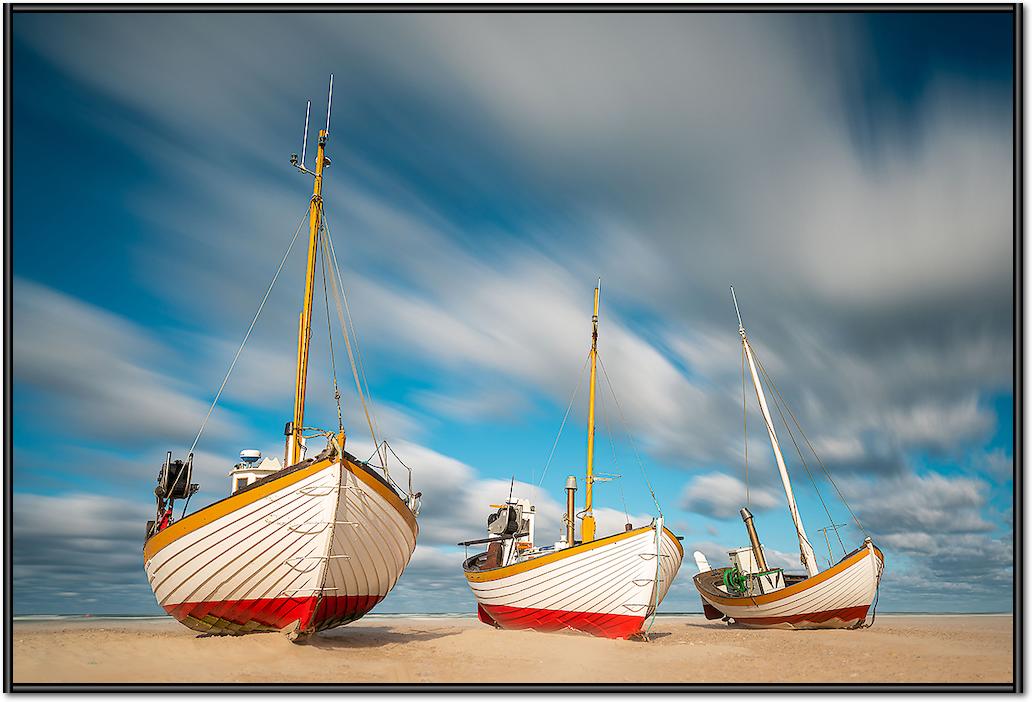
[13,279,242,448]
[680,472,780,520]
[885,395,995,453]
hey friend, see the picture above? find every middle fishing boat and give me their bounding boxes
[460,281,684,640]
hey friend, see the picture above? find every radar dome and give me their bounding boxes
[240,449,262,464]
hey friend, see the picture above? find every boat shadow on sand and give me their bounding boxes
[298,627,460,649]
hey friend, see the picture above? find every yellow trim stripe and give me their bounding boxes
[665,527,684,558]
[346,458,418,535]
[465,525,655,583]
[708,545,882,607]
[143,459,332,562]
[143,456,418,563]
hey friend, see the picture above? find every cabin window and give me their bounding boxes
[235,477,249,492]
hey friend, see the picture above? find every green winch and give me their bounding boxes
[722,566,749,594]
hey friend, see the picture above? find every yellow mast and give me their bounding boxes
[582,280,600,542]
[286,128,329,466]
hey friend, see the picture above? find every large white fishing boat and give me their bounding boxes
[692,287,884,629]
[461,282,683,639]
[143,77,420,640]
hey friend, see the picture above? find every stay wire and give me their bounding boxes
[742,340,819,558]
[319,222,344,433]
[751,346,867,538]
[319,214,386,475]
[596,352,662,517]
[536,352,592,487]
[751,342,841,554]
[598,379,627,522]
[320,202,387,469]
[741,342,750,509]
[188,206,310,456]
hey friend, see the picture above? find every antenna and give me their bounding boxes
[325,73,334,134]
[730,284,744,333]
[817,522,848,565]
[301,100,311,169]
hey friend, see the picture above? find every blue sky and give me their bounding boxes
[12,11,1014,615]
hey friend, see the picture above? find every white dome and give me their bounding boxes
[239,449,262,464]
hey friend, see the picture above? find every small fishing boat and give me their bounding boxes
[691,287,884,629]
[142,77,420,640]
[460,282,683,640]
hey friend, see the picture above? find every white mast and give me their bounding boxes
[732,287,819,578]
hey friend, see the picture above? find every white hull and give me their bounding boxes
[464,524,683,639]
[144,453,417,636]
[695,541,884,629]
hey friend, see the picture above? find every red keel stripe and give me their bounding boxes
[478,603,646,639]
[165,594,384,634]
[733,604,871,626]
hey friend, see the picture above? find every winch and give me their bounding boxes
[146,451,199,540]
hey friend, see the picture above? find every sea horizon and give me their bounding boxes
[13,611,1015,621]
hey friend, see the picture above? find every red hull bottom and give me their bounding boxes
[164,594,384,636]
[732,604,871,629]
[478,603,646,640]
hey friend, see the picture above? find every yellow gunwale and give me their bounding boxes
[464,525,681,583]
[143,454,417,563]
[347,457,419,535]
[698,544,883,607]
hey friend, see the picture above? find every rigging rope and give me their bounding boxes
[751,348,868,538]
[741,342,750,509]
[188,207,310,456]
[741,340,819,557]
[536,352,591,486]
[598,385,628,522]
[596,352,662,517]
[319,202,388,471]
[319,222,387,476]
[752,345,842,554]
[318,224,344,433]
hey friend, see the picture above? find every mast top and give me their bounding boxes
[730,284,745,337]
[290,75,335,177]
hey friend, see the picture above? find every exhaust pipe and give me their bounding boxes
[565,476,577,545]
[740,507,768,572]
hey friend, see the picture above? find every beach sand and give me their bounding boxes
[12,614,1013,685]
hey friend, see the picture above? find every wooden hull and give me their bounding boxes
[144,454,417,637]
[693,541,884,629]
[464,523,683,639]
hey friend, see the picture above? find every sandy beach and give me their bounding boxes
[12,614,1012,685]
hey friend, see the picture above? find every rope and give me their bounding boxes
[188,207,310,456]
[318,224,344,433]
[741,340,818,559]
[320,203,388,471]
[598,388,629,522]
[382,440,416,498]
[596,352,662,517]
[643,521,663,638]
[752,344,841,552]
[536,352,591,486]
[596,367,630,523]
[751,345,868,538]
[741,342,750,509]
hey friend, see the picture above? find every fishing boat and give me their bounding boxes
[142,77,420,641]
[460,282,684,640]
[691,286,884,630]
